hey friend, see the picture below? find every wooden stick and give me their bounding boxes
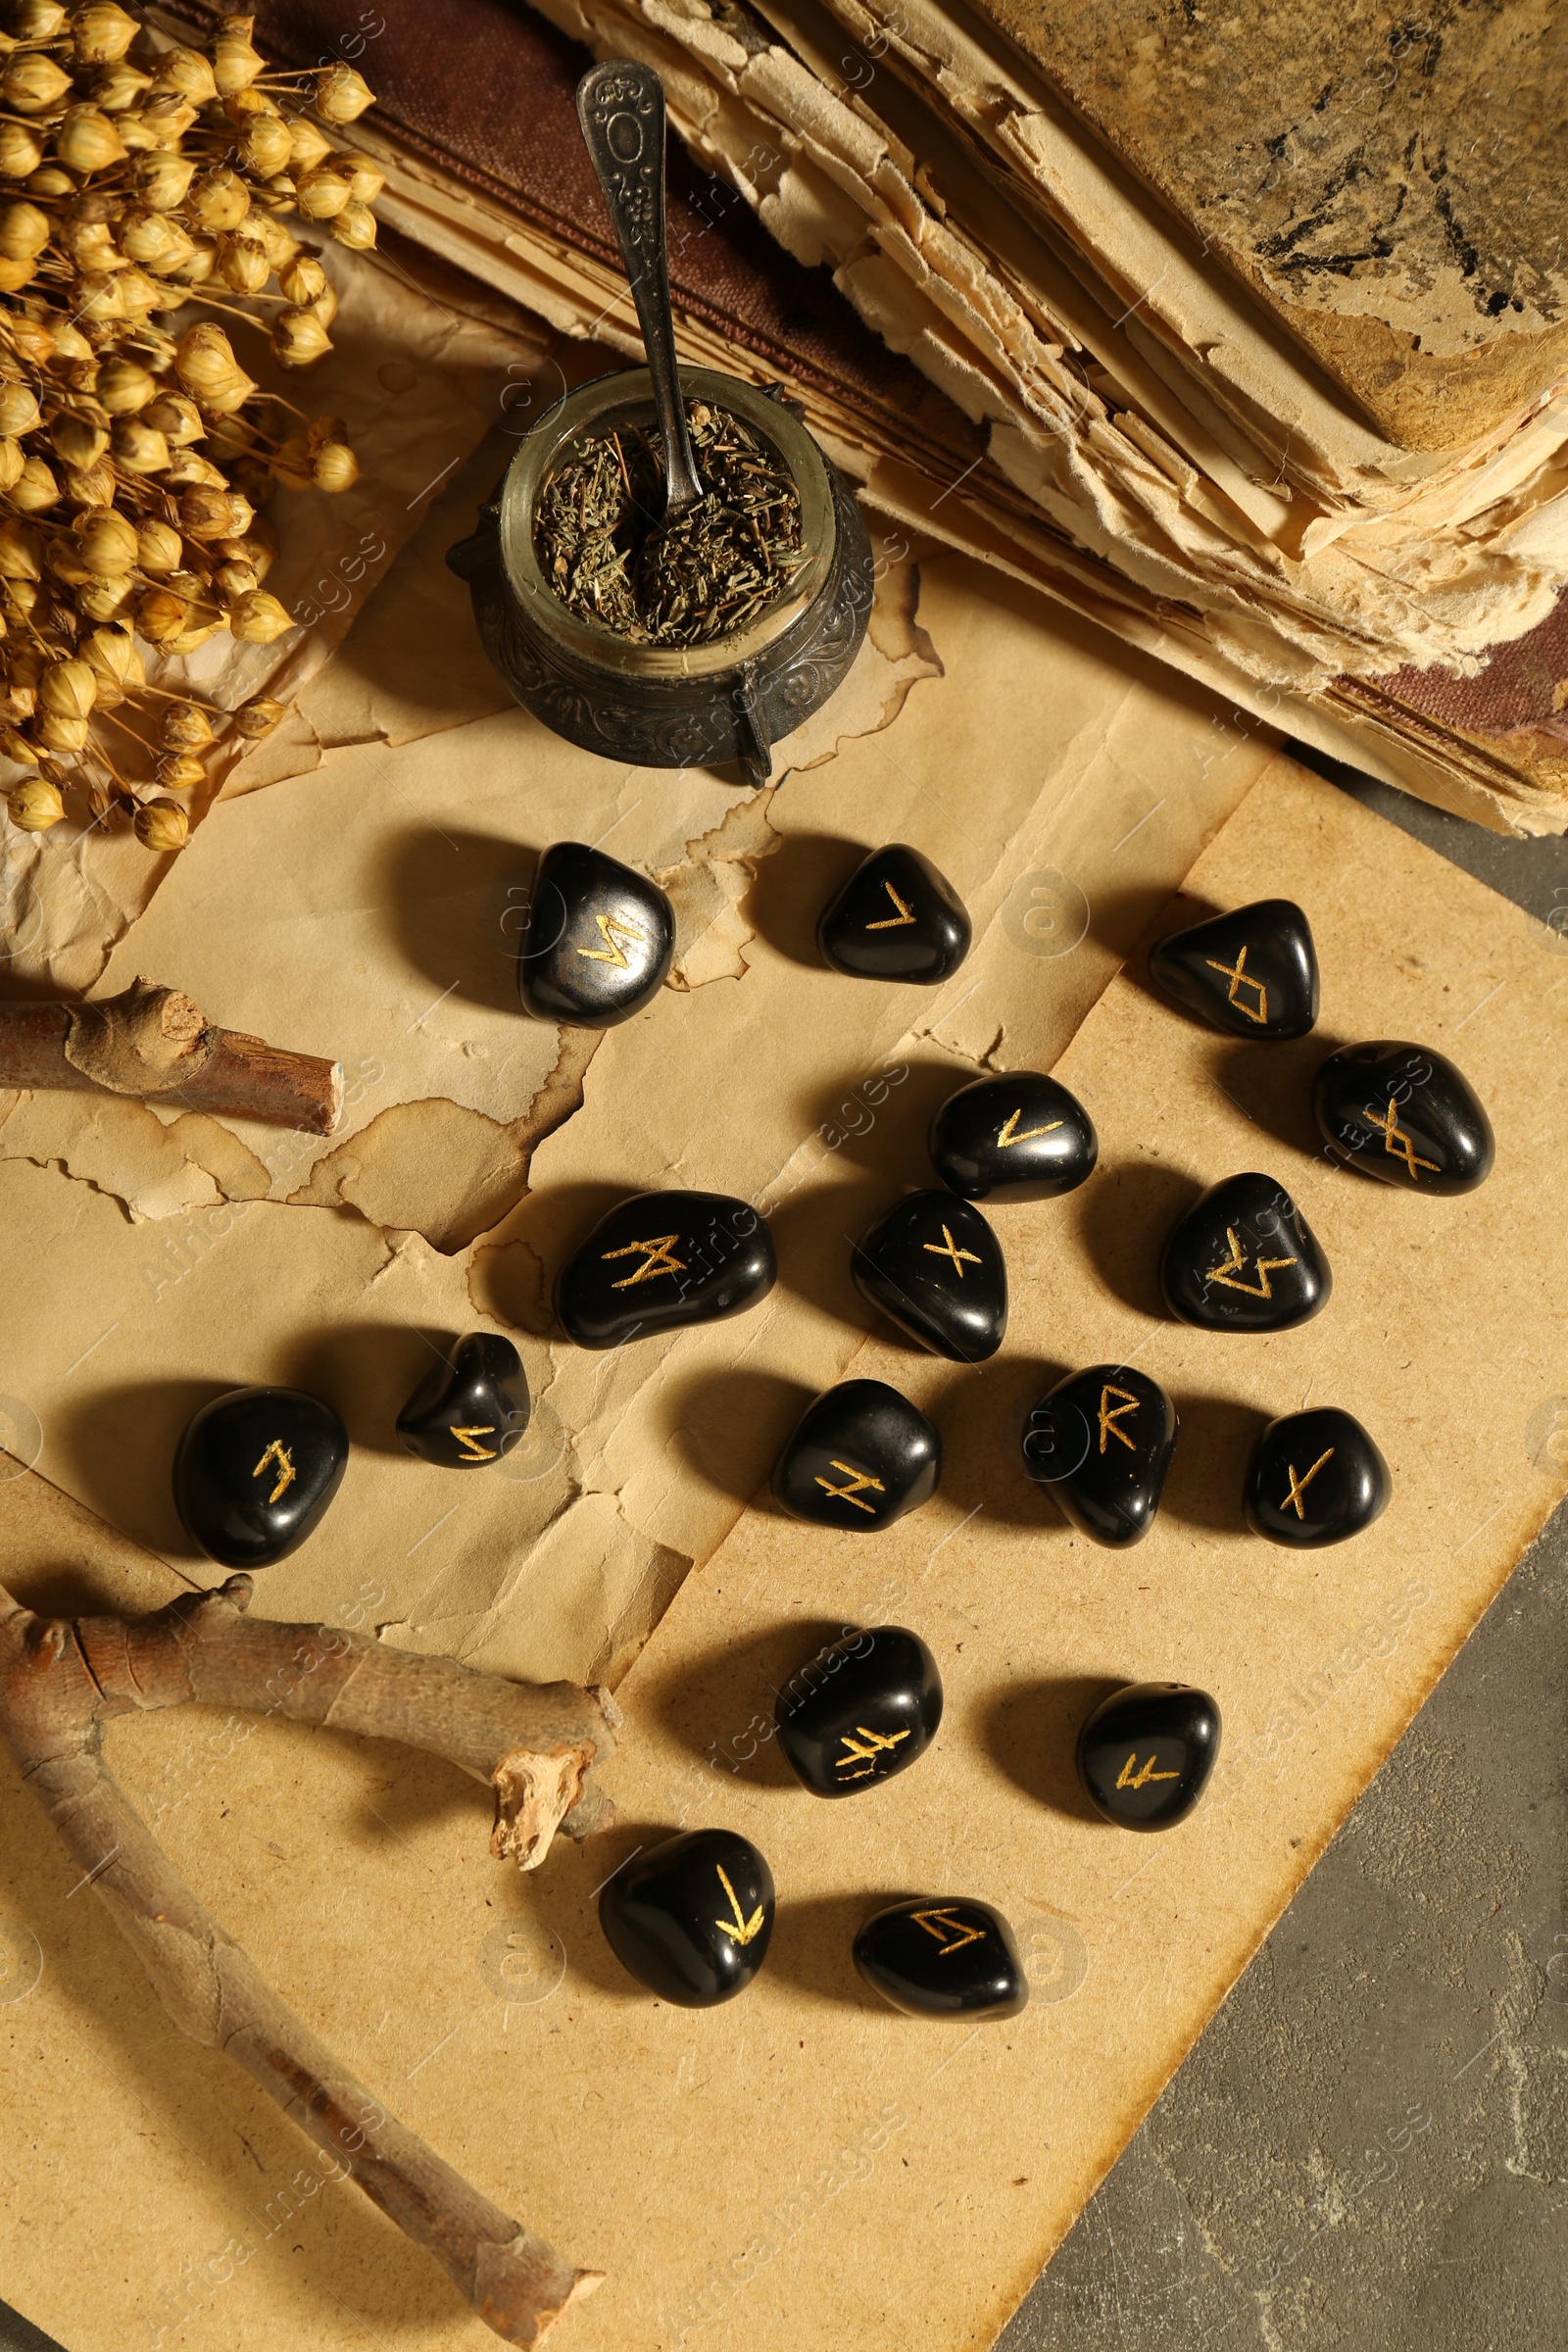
[0,1573,618,2344]
[0,975,342,1134]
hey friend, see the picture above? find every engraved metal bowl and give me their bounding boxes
[446,365,873,788]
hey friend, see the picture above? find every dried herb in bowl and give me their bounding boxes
[535,397,803,648]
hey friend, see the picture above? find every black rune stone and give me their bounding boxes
[854,1896,1028,2021]
[517,841,674,1028]
[1245,1405,1392,1547]
[771,1379,941,1531]
[1077,1682,1221,1831]
[396,1333,530,1469]
[173,1386,348,1569]
[928,1069,1098,1202]
[1312,1041,1494,1196]
[817,844,970,984]
[1148,898,1319,1040]
[852,1190,1006,1362]
[599,1828,774,2006]
[1022,1364,1177,1547]
[1160,1171,1331,1333]
[775,1625,943,1797]
[555,1190,775,1348]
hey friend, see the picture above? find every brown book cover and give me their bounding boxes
[965,0,1568,452]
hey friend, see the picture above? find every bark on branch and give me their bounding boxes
[0,1573,619,2345]
[0,975,343,1133]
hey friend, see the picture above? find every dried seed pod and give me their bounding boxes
[73,274,127,325]
[215,558,258,598]
[132,92,199,147]
[271,305,331,368]
[134,796,188,852]
[331,200,377,253]
[2,727,39,764]
[74,506,137,575]
[8,774,65,830]
[254,213,300,270]
[294,165,353,221]
[277,252,328,307]
[75,573,135,620]
[14,2,68,41]
[94,355,157,414]
[0,126,44,181]
[82,622,141,688]
[270,432,313,490]
[0,201,51,261]
[44,529,92,585]
[316,63,374,123]
[10,316,53,366]
[50,414,110,471]
[163,449,226,491]
[39,658,97,719]
[120,209,196,274]
[222,524,274,581]
[72,2,139,64]
[0,382,40,437]
[233,694,283,739]
[187,168,251,234]
[114,268,165,318]
[160,698,213,749]
[47,319,94,367]
[167,233,217,286]
[152,46,218,105]
[334,153,387,204]
[0,437,23,493]
[65,458,116,506]
[287,116,334,172]
[174,319,256,414]
[143,390,203,446]
[236,113,292,177]
[24,168,75,198]
[35,710,90,753]
[9,455,57,511]
[0,256,37,295]
[0,517,42,579]
[226,586,293,644]
[178,485,242,541]
[2,578,39,618]
[135,517,182,572]
[213,16,266,94]
[3,54,74,116]
[156,749,205,790]
[91,61,153,111]
[132,151,197,211]
[135,585,189,640]
[55,104,128,174]
[217,229,269,294]
[164,621,220,657]
[311,438,359,493]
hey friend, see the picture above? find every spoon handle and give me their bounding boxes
[576,60,705,516]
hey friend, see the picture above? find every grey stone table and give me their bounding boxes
[3,758,1564,2352]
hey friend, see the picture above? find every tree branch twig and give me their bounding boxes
[0,1573,617,2345]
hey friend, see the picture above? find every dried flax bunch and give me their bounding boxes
[0,3,379,852]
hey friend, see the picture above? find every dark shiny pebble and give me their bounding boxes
[771,1378,941,1531]
[517,841,674,1029]
[854,1896,1028,2020]
[1077,1681,1221,1831]
[1245,1405,1392,1546]
[1148,898,1319,1040]
[396,1333,530,1469]
[852,1189,1006,1362]
[1312,1040,1494,1196]
[599,1827,774,2006]
[173,1385,348,1569]
[775,1625,943,1797]
[1022,1364,1177,1547]
[817,843,970,983]
[1160,1171,1331,1333]
[555,1190,775,1348]
[929,1068,1098,1202]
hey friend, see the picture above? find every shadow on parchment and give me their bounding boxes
[1067,1155,1202,1321]
[764,1887,912,2012]
[979,1676,1126,1831]
[660,1365,817,1507]
[743,829,867,968]
[377,822,535,1018]
[277,1319,450,1461]
[1210,1030,1351,1164]
[639,1616,854,1787]
[51,1374,233,1567]
[1163,1391,1269,1537]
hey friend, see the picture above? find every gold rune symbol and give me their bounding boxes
[1365,1096,1440,1183]
[997,1107,1062,1149]
[1204,945,1268,1025]
[923,1223,982,1278]
[1282,1446,1335,1518]
[451,1425,497,1462]
[574,910,645,968]
[1204,1227,1298,1298]
[602,1233,686,1289]
[865,881,916,929]
[252,1440,295,1505]
[713,1863,766,1945]
[834,1725,911,1779]
[815,1458,885,1514]
[1098,1385,1140,1453]
[1116,1752,1180,1789]
[912,1907,986,1955]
